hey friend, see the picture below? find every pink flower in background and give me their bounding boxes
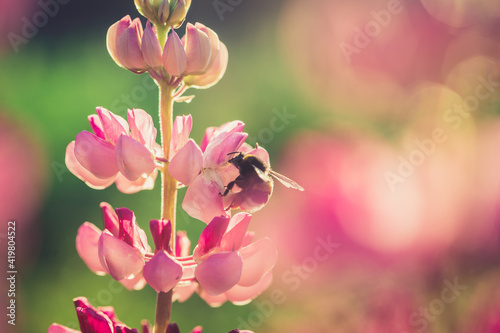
[193,213,277,306]
[76,202,150,290]
[66,107,160,193]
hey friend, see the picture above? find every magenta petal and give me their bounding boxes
[175,231,191,257]
[163,30,187,77]
[106,15,132,68]
[194,216,230,258]
[88,114,105,139]
[169,139,202,186]
[76,222,107,275]
[170,114,193,158]
[150,219,172,253]
[100,202,120,237]
[74,131,119,179]
[246,146,270,166]
[96,107,129,145]
[182,175,229,223]
[143,251,183,293]
[65,141,116,189]
[211,121,245,142]
[238,238,277,287]
[190,326,203,333]
[75,300,114,333]
[220,213,251,252]
[115,135,156,181]
[98,231,145,281]
[225,271,273,305]
[48,324,80,333]
[203,132,248,168]
[195,252,242,296]
[128,109,157,148]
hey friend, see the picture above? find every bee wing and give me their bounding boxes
[269,170,304,191]
[251,164,272,182]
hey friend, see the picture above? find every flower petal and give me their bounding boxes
[65,141,116,189]
[194,216,230,259]
[169,139,202,186]
[141,21,163,68]
[100,202,120,236]
[143,251,183,293]
[96,107,129,145]
[128,108,157,148]
[74,299,114,333]
[238,237,277,287]
[200,126,216,152]
[117,18,146,72]
[170,114,193,158]
[197,287,227,307]
[184,23,211,75]
[183,42,228,89]
[76,222,107,275]
[98,231,145,281]
[114,170,157,193]
[150,219,172,253]
[173,282,198,303]
[74,131,119,179]
[194,23,220,70]
[115,135,156,181]
[119,271,147,291]
[195,251,242,296]
[220,213,251,252]
[182,175,229,223]
[163,30,187,77]
[203,132,248,168]
[225,271,273,305]
[106,15,132,68]
[88,114,105,139]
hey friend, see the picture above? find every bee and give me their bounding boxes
[221,152,304,197]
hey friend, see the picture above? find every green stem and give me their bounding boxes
[154,81,177,333]
[155,24,170,48]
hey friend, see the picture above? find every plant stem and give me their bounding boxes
[154,81,177,333]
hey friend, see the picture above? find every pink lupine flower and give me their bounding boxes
[192,213,277,304]
[76,202,150,290]
[65,107,159,194]
[169,120,248,222]
[170,119,274,222]
[48,297,141,333]
[107,15,147,74]
[143,219,184,293]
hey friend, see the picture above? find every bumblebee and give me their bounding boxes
[221,152,304,197]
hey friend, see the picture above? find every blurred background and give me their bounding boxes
[1,0,500,332]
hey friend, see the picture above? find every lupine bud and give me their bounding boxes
[166,0,189,28]
[184,42,228,89]
[141,21,163,68]
[163,30,187,77]
[158,0,171,25]
[118,18,147,73]
[107,16,148,73]
[194,23,220,70]
[107,15,132,68]
[184,23,212,75]
[135,0,162,25]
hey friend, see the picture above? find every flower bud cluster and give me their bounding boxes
[107,15,228,90]
[134,0,191,28]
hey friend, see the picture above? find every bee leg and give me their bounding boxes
[220,180,236,197]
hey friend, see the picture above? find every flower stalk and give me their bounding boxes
[155,80,177,332]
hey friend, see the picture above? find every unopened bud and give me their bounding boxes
[184,42,228,89]
[166,0,189,28]
[162,30,187,77]
[141,21,163,68]
[135,0,162,24]
[184,23,212,75]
